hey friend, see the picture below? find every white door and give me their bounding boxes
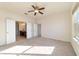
[27,23,32,39]
[34,24,38,37]
[6,19,16,44]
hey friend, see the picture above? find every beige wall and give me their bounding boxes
[37,11,72,42]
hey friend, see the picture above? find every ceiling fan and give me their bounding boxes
[24,5,45,16]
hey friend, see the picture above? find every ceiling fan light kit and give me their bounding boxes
[35,10,39,13]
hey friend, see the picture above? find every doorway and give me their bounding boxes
[16,21,27,41]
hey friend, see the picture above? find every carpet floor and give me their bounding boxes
[0,37,76,56]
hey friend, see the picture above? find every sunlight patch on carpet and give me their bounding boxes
[24,46,55,55]
[0,46,31,53]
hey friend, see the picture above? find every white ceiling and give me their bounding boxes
[0,2,74,19]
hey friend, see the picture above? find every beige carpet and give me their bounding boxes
[0,37,76,56]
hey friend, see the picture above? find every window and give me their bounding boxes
[74,8,79,41]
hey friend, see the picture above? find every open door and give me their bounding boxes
[6,19,16,44]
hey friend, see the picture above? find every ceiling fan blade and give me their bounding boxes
[34,12,37,16]
[38,7,45,10]
[28,10,34,12]
[32,5,36,9]
[24,13,28,15]
[39,11,43,14]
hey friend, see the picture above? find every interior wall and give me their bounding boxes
[36,11,71,42]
